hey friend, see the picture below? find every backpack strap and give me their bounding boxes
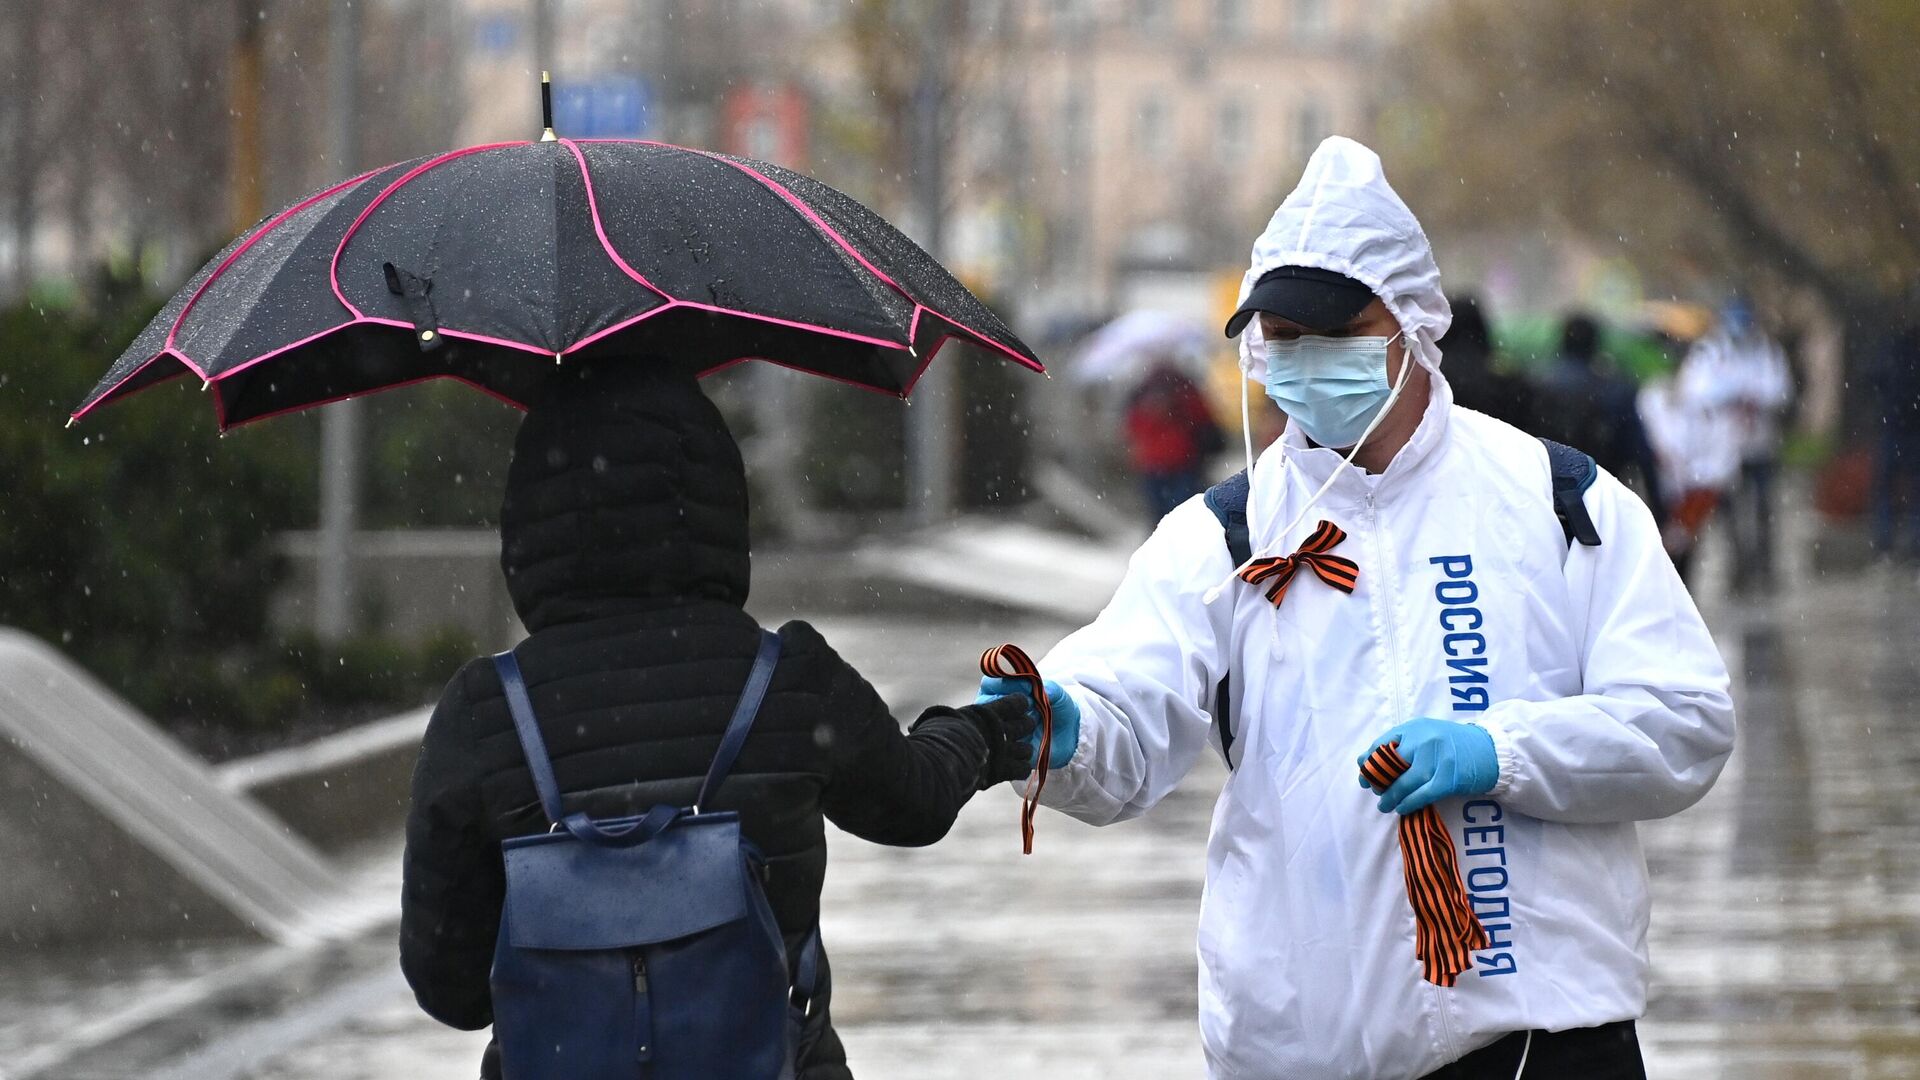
[1204,468,1254,567]
[492,628,783,828]
[1203,469,1252,769]
[695,628,783,812]
[493,649,567,827]
[1538,437,1603,548]
[791,924,822,1017]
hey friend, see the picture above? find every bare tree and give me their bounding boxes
[1393,0,1920,332]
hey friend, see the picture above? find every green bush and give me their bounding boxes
[0,277,316,729]
[0,271,480,745]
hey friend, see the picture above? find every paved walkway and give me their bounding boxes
[15,514,1920,1079]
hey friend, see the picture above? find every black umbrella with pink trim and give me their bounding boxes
[72,138,1042,430]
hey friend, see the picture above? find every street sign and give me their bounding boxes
[475,14,519,55]
[553,75,652,139]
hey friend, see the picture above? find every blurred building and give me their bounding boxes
[455,0,1423,327]
[993,0,1425,318]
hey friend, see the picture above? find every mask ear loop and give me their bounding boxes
[1203,329,1412,606]
[1239,373,1256,480]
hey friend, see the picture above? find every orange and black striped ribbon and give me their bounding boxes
[1359,742,1490,986]
[980,643,1053,855]
[1238,520,1360,607]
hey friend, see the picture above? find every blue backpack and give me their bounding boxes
[488,629,818,1079]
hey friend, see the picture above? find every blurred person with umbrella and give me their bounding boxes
[979,137,1733,1079]
[1123,361,1226,521]
[70,99,1050,1078]
[1068,308,1215,395]
[1678,297,1793,592]
[1067,310,1225,519]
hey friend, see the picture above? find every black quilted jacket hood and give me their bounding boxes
[499,360,750,631]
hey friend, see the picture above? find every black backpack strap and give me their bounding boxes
[695,629,783,811]
[493,650,566,827]
[791,924,822,1017]
[1538,438,1603,548]
[1203,469,1252,768]
[1204,468,1254,567]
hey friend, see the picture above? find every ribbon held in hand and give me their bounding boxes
[980,643,1052,855]
[1360,741,1489,986]
[1238,520,1359,607]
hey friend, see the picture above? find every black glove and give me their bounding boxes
[967,693,1038,789]
[914,695,1035,790]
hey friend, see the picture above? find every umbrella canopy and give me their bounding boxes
[1068,310,1213,389]
[73,140,1042,429]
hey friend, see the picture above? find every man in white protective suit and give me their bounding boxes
[980,138,1737,1079]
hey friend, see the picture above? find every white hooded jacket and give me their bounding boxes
[1033,139,1736,1079]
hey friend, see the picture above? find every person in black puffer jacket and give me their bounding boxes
[399,359,1033,1080]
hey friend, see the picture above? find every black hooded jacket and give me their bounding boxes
[399,362,1012,1079]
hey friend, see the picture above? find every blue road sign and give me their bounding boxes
[553,75,653,139]
[476,14,520,55]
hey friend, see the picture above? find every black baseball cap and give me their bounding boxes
[1224,266,1375,338]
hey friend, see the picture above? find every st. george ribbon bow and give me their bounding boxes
[1237,520,1359,607]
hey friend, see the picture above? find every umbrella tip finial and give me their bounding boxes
[65,416,76,429]
[540,70,557,142]
[555,352,563,366]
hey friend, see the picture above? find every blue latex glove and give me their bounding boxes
[977,676,1080,770]
[1358,719,1499,815]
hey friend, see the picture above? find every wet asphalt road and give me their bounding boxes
[11,520,1920,1079]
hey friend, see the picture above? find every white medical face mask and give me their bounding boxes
[1264,334,1401,449]
[1207,328,1416,606]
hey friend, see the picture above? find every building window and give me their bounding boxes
[1136,95,1170,161]
[1218,99,1249,163]
[1061,92,1090,166]
[1135,0,1171,34]
[970,0,1006,34]
[1292,0,1329,38]
[1216,0,1249,37]
[1051,0,1092,35]
[1293,100,1325,162]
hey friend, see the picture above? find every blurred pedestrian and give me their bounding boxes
[1868,311,1920,560]
[1639,370,1739,582]
[1124,360,1225,520]
[400,361,1034,1080]
[1680,298,1793,591]
[1533,313,1667,525]
[1437,293,1535,430]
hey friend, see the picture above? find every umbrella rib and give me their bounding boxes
[68,346,203,424]
[668,144,918,306]
[668,144,1044,374]
[559,138,672,302]
[328,142,527,319]
[570,139,1042,374]
[558,140,921,357]
[163,166,385,356]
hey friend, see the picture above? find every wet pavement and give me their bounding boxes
[8,512,1920,1078]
